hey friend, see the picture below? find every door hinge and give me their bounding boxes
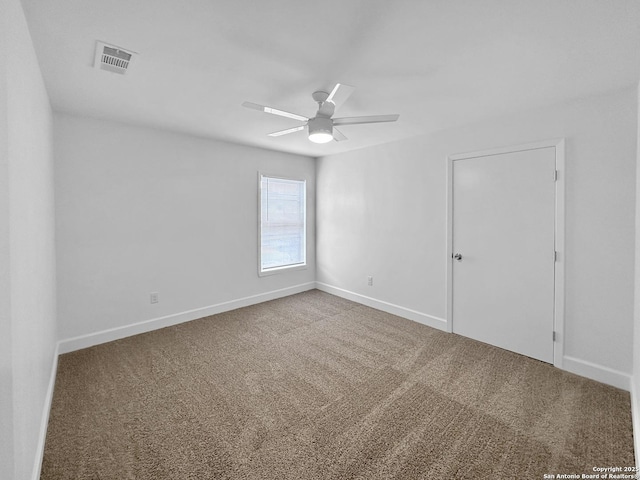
[553,331,557,342]
[554,170,558,181]
[554,251,558,262]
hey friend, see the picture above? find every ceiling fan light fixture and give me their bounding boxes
[308,117,333,144]
[309,132,333,144]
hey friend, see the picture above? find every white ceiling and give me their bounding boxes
[21,0,640,157]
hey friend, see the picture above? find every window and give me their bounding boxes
[259,174,306,275]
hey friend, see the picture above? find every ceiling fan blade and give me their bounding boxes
[267,125,305,137]
[332,128,348,142]
[333,114,399,126]
[242,101,308,122]
[326,83,356,108]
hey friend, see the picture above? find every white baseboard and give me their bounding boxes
[562,355,631,391]
[315,282,448,332]
[631,378,640,468]
[58,282,316,354]
[32,342,59,480]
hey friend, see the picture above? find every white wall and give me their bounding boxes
[2,0,58,478]
[54,113,316,343]
[0,0,13,475]
[317,87,637,385]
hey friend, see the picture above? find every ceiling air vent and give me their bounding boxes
[94,41,136,75]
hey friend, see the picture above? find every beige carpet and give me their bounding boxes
[41,290,634,479]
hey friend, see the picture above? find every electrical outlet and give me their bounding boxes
[367,276,373,286]
[150,292,159,304]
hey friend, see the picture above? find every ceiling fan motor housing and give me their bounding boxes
[308,117,332,134]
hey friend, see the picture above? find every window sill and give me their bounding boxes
[258,263,307,277]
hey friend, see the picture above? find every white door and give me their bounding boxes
[452,146,556,363]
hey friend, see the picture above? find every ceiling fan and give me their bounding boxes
[242,83,399,144]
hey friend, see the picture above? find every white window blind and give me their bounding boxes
[259,175,306,273]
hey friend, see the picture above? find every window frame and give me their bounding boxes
[258,172,307,277]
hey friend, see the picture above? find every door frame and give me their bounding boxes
[446,138,565,368]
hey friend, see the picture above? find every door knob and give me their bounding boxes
[453,253,463,261]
